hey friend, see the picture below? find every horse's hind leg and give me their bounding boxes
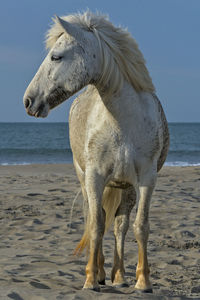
[133,166,156,293]
[111,186,136,287]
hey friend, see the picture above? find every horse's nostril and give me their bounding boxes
[24,97,32,109]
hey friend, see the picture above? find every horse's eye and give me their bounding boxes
[51,55,62,62]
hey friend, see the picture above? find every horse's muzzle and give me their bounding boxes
[23,96,49,118]
[24,97,32,110]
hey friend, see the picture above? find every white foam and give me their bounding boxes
[0,162,31,166]
[1,161,200,167]
[165,161,200,167]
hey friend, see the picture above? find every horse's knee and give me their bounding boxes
[90,208,105,235]
[133,222,149,241]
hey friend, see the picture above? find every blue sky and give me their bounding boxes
[0,0,199,122]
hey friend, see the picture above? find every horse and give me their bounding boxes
[23,11,169,293]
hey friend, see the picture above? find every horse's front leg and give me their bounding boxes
[97,233,106,285]
[133,169,156,293]
[83,171,105,291]
[111,186,136,287]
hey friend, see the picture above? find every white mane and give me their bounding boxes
[46,11,155,96]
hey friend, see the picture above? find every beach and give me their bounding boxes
[0,164,199,299]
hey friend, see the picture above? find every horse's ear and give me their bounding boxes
[55,16,81,40]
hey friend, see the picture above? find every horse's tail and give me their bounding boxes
[74,187,122,255]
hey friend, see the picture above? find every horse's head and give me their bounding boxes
[23,16,100,118]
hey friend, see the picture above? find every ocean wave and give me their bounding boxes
[1,162,32,166]
[165,161,200,167]
[1,123,200,167]
[0,148,73,165]
[1,161,200,167]
[0,148,72,152]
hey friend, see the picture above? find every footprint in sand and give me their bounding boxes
[27,193,44,197]
[7,292,24,300]
[29,281,51,289]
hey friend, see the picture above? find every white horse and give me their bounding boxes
[23,11,169,293]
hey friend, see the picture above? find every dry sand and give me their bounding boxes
[0,164,199,300]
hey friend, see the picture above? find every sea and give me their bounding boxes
[0,122,200,167]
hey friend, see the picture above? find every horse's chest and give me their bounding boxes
[113,143,135,179]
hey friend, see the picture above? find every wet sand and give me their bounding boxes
[0,164,199,299]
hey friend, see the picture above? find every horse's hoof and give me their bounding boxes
[92,286,101,292]
[136,288,153,293]
[98,279,106,285]
[113,282,129,288]
[143,288,153,293]
[83,285,100,292]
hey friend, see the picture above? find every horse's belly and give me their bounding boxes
[107,180,132,189]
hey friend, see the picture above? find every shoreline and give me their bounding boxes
[0,164,199,299]
[0,163,200,175]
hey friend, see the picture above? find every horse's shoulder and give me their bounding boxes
[69,86,99,124]
[69,89,87,121]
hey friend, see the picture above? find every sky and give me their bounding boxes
[0,0,199,123]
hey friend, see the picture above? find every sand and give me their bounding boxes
[0,164,199,300]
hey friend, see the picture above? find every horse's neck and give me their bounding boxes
[88,81,141,116]
[85,82,157,136]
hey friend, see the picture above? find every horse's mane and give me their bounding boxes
[46,11,155,96]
